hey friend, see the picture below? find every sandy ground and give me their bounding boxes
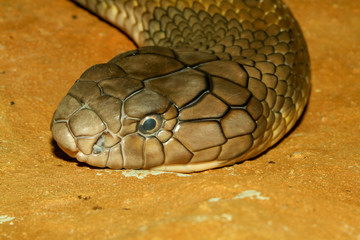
[0,0,359,239]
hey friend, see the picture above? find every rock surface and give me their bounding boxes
[0,0,359,239]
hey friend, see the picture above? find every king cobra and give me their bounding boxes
[51,0,310,173]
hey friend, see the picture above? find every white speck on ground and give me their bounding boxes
[193,214,232,223]
[0,215,15,224]
[208,197,221,202]
[121,170,191,179]
[139,225,147,231]
[233,190,269,200]
[214,214,233,222]
[193,215,209,222]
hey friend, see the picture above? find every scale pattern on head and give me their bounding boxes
[51,0,310,172]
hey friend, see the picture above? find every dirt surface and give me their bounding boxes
[1,0,359,239]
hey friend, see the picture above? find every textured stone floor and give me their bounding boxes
[1,0,359,239]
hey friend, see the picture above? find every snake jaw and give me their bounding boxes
[51,120,78,158]
[57,142,77,158]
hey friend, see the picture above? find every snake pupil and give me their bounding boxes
[143,118,156,131]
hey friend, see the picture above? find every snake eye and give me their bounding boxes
[138,114,163,135]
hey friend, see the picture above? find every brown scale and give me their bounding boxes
[50,0,310,172]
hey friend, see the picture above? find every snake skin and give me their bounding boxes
[51,0,310,172]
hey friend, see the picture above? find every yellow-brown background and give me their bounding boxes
[0,0,359,239]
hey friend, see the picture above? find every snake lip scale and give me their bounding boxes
[51,0,310,173]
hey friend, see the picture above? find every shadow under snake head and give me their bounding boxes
[51,46,271,172]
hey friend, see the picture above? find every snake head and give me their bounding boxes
[51,46,262,172]
[51,48,179,169]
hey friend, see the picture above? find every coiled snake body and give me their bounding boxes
[51,0,310,173]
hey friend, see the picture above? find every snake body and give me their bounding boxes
[51,0,310,173]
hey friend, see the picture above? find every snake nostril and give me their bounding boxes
[92,134,105,154]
